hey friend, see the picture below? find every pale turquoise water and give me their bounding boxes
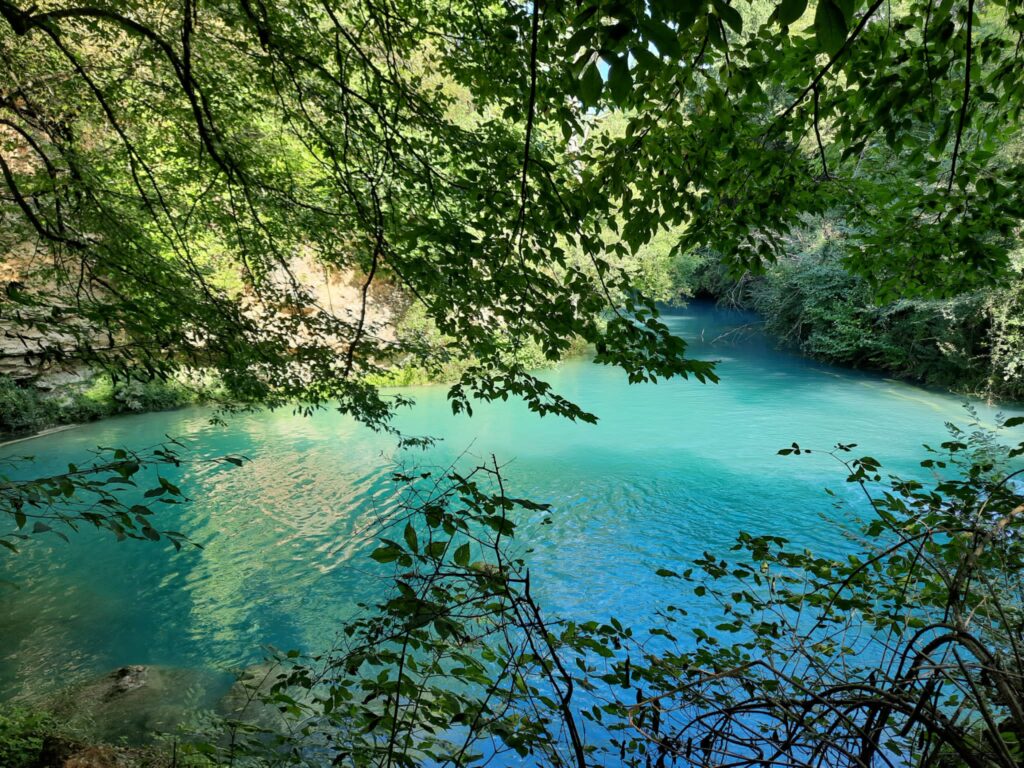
[2,302,1021,701]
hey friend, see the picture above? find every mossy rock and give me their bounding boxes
[217,662,315,735]
[49,666,232,745]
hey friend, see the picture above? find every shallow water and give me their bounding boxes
[2,301,1021,703]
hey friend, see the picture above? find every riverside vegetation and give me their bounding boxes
[2,0,1024,765]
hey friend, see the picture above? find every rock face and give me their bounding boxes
[2,256,411,395]
[0,246,95,389]
[49,665,233,746]
[285,259,411,346]
[0,325,92,389]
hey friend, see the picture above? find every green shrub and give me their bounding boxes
[0,377,59,436]
[0,705,54,768]
[110,378,195,412]
[0,371,226,439]
[368,304,589,388]
[698,229,1024,401]
[748,253,993,390]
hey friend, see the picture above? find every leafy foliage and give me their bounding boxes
[366,304,588,388]
[0,0,717,436]
[699,226,1024,399]
[581,416,1024,767]
[0,705,54,768]
[3,0,1024,764]
[182,459,590,767]
[564,0,1024,299]
[0,372,224,438]
[4,0,1022,433]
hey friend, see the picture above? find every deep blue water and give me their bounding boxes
[1,302,1021,705]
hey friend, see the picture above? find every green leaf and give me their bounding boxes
[775,0,808,25]
[833,0,854,21]
[578,61,603,106]
[713,0,743,33]
[814,0,848,55]
[564,25,595,55]
[607,56,632,105]
[371,546,400,563]
[454,542,471,566]
[158,476,181,495]
[403,523,418,554]
[426,541,447,557]
[639,19,681,59]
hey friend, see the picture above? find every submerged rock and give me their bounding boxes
[35,736,169,768]
[102,666,148,699]
[217,662,307,733]
[49,665,232,746]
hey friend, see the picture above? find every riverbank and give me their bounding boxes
[0,331,593,442]
[0,373,226,443]
[0,703,174,768]
[0,662,279,768]
[694,250,1024,403]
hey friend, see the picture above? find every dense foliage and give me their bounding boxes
[2,0,1023,430]
[0,373,224,437]
[694,227,1024,400]
[0,705,53,768]
[0,0,721,437]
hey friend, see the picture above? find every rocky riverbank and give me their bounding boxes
[2,662,288,768]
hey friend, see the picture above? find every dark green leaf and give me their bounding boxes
[814,0,848,54]
[607,57,632,105]
[775,0,808,25]
[578,61,603,106]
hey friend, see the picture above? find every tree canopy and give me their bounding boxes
[2,0,1020,429]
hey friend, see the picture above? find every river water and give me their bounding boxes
[2,301,1021,706]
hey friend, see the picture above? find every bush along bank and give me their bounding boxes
[0,372,226,441]
[695,238,1024,403]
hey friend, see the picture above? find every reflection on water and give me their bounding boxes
[2,301,1021,701]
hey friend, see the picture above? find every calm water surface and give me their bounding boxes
[2,302,1021,701]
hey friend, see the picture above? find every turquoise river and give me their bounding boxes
[2,302,1022,711]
